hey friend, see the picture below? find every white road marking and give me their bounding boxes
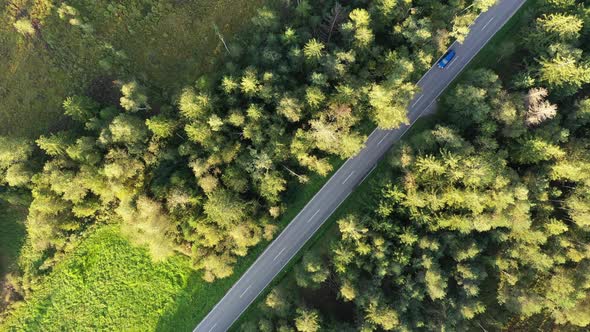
[364,129,379,144]
[208,323,217,332]
[307,209,321,223]
[482,17,495,31]
[342,171,355,184]
[377,132,390,145]
[239,285,252,298]
[412,95,424,107]
[273,247,286,261]
[446,56,459,69]
[311,209,321,218]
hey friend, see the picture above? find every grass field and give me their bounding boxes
[0,19,73,138]
[1,226,195,331]
[0,0,269,138]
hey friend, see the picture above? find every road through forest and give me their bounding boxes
[195,1,528,331]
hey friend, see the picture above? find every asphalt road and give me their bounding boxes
[195,1,527,331]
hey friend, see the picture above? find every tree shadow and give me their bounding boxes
[154,240,274,332]
[0,201,27,278]
[155,271,204,332]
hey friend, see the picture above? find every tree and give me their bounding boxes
[368,84,410,129]
[203,189,248,227]
[146,115,178,139]
[197,253,236,282]
[277,96,304,122]
[339,279,356,301]
[451,12,478,43]
[4,163,33,187]
[13,18,35,36]
[240,69,261,96]
[258,171,287,204]
[295,252,329,289]
[178,87,211,119]
[0,136,33,187]
[303,39,325,61]
[364,297,399,330]
[305,86,326,109]
[524,87,558,126]
[107,114,149,145]
[536,13,583,43]
[295,308,321,332]
[36,132,72,157]
[119,196,177,261]
[264,287,292,317]
[473,0,497,12]
[346,8,374,49]
[119,80,150,112]
[511,138,564,164]
[538,51,590,96]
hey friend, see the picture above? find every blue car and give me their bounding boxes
[438,50,456,68]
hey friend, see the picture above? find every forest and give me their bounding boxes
[239,0,590,331]
[0,0,589,331]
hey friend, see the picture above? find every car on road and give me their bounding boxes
[438,50,456,68]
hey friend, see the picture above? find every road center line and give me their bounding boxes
[273,247,286,261]
[377,132,390,145]
[482,17,495,30]
[342,171,355,184]
[446,56,459,69]
[411,95,424,107]
[208,323,217,332]
[307,209,321,223]
[239,285,252,299]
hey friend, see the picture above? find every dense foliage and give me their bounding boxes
[0,0,491,303]
[242,1,590,331]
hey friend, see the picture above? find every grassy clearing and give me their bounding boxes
[1,226,195,331]
[0,19,73,138]
[233,1,534,328]
[0,0,270,138]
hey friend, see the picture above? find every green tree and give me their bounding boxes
[63,96,99,123]
[107,114,149,145]
[368,84,410,129]
[119,196,177,261]
[294,308,321,332]
[119,81,150,112]
[538,51,590,96]
[36,132,72,157]
[303,39,325,61]
[13,18,35,36]
[146,115,178,139]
